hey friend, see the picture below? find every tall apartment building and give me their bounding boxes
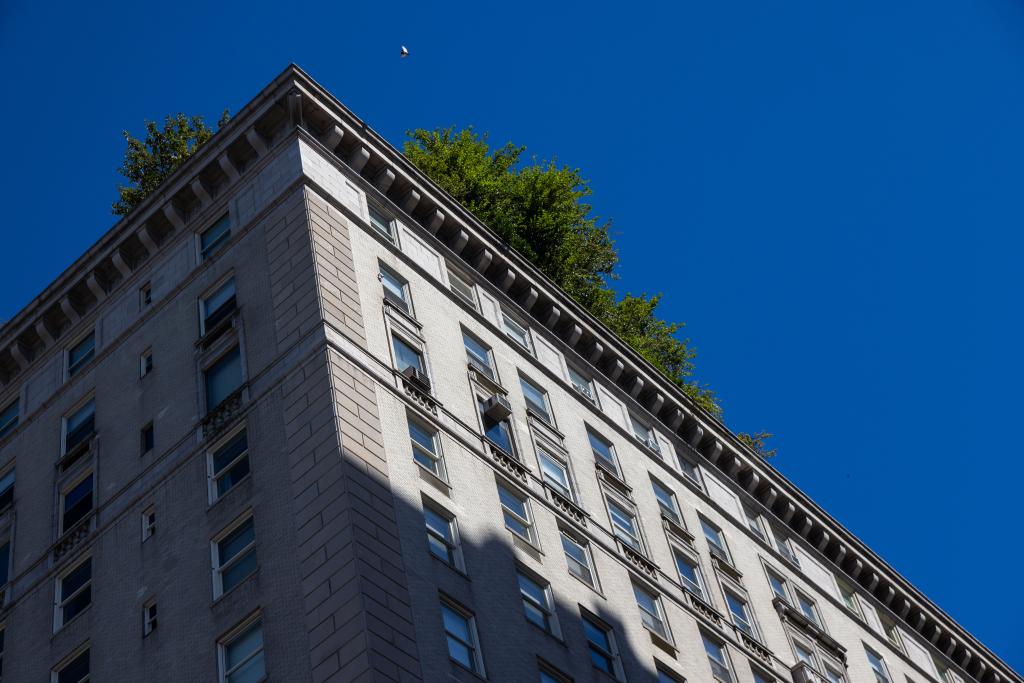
[0,65,1016,683]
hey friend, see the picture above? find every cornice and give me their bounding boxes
[0,64,1016,683]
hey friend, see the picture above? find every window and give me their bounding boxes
[424,503,460,567]
[379,265,411,314]
[582,614,618,676]
[219,616,265,683]
[0,627,4,680]
[540,665,573,683]
[678,455,702,486]
[205,347,243,411]
[725,591,756,637]
[797,592,821,628]
[520,376,552,423]
[651,478,681,525]
[409,419,444,478]
[210,430,250,500]
[368,205,394,241]
[67,331,95,378]
[630,414,658,452]
[392,336,425,375]
[773,528,801,567]
[442,600,483,674]
[0,400,17,439]
[143,600,158,636]
[588,428,620,476]
[607,498,642,552]
[502,312,532,352]
[140,349,154,377]
[837,577,861,618]
[674,549,706,600]
[568,366,596,404]
[825,666,846,683]
[0,533,9,586]
[518,570,555,634]
[881,613,904,651]
[213,516,257,597]
[0,469,14,510]
[56,557,91,627]
[497,483,535,543]
[448,266,477,308]
[60,473,94,533]
[701,519,731,563]
[142,505,156,542]
[633,583,669,639]
[140,282,153,307]
[463,332,495,379]
[63,399,96,456]
[478,396,515,455]
[54,647,90,683]
[753,672,775,683]
[744,505,766,541]
[703,635,733,683]
[538,448,574,501]
[200,214,231,260]
[658,668,686,683]
[794,640,818,669]
[560,531,595,587]
[766,569,790,603]
[140,422,154,454]
[201,278,237,335]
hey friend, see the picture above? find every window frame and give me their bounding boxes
[537,447,575,502]
[700,518,733,564]
[211,513,258,599]
[477,393,518,458]
[199,277,237,337]
[203,345,244,413]
[140,348,154,378]
[501,311,533,353]
[497,482,536,545]
[567,366,597,405]
[140,281,153,308]
[463,331,496,380]
[379,263,413,316]
[441,597,485,675]
[517,567,559,636]
[0,399,18,440]
[368,204,396,242]
[606,494,644,553]
[629,413,660,453]
[65,329,96,379]
[0,468,14,512]
[59,470,94,535]
[207,427,251,503]
[140,422,154,455]
[141,505,156,542]
[199,213,231,261]
[581,610,621,679]
[447,265,477,309]
[673,546,708,601]
[52,644,90,683]
[54,555,92,631]
[218,612,266,683]
[519,374,553,424]
[62,397,96,457]
[391,333,427,377]
[143,599,158,636]
[796,590,823,629]
[703,633,735,683]
[650,476,682,525]
[560,529,597,588]
[408,416,445,480]
[633,582,671,641]
[587,427,621,477]
[423,499,462,570]
[724,589,758,639]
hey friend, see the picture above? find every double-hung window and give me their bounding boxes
[67,331,95,378]
[537,449,574,501]
[725,591,756,637]
[210,430,250,500]
[881,613,904,652]
[447,266,477,308]
[678,454,702,486]
[519,376,552,424]
[55,647,90,683]
[824,666,846,683]
[797,592,822,628]
[703,635,734,683]
[143,600,158,636]
[442,599,484,674]
[205,347,243,411]
[582,614,619,676]
[0,469,14,511]
[63,399,96,458]
[0,532,9,587]
[794,640,818,669]
[633,583,669,640]
[368,205,395,241]
[502,312,532,353]
[201,278,237,335]
[392,336,425,376]
[560,531,595,587]
[588,429,620,476]
[409,419,444,479]
[774,528,801,567]
[607,498,642,552]
[478,397,515,455]
[56,557,92,628]
[630,414,659,453]
[200,214,231,260]
[423,503,460,568]
[213,516,257,597]
[60,473,94,533]
[518,570,556,634]
[219,615,266,683]
[674,548,707,600]
[744,505,767,541]
[568,366,596,404]
[767,569,790,603]
[651,478,682,525]
[463,332,495,380]
[0,399,17,439]
[379,265,411,314]
[701,519,732,564]
[497,484,535,544]
[837,577,862,618]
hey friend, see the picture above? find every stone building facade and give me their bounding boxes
[0,66,1017,683]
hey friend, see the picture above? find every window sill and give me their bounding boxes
[207,473,253,511]
[414,461,451,493]
[211,568,259,607]
[594,462,632,499]
[644,624,677,654]
[383,297,422,330]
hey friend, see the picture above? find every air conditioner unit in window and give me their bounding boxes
[483,394,513,420]
[401,366,431,393]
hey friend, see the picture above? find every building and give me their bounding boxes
[0,65,1016,683]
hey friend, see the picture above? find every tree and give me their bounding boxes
[112,111,229,216]
[736,431,777,459]
[404,127,722,416]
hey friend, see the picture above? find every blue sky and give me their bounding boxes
[2,0,1021,671]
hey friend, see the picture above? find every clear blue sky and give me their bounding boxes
[2,0,1021,671]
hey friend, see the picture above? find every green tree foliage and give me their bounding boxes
[112,111,229,216]
[404,127,721,416]
[736,431,777,459]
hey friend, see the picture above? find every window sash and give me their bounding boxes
[520,378,551,421]
[588,431,619,474]
[726,593,755,636]
[674,552,705,599]
[59,559,92,624]
[368,206,393,239]
[768,573,789,602]
[223,620,265,683]
[0,400,17,438]
[65,401,96,453]
[499,487,534,541]
[202,279,237,332]
[67,333,95,376]
[56,648,90,683]
[442,605,478,671]
[567,367,594,401]
[608,501,642,550]
[216,519,257,592]
[380,268,410,312]
[634,586,668,637]
[518,573,552,631]
[463,334,494,377]
[652,481,680,522]
[561,533,594,585]
[200,215,231,259]
[212,431,250,494]
[205,347,243,410]
[392,337,424,374]
[448,268,476,306]
[701,521,730,561]
[538,452,573,500]
[703,638,733,683]
[424,508,456,564]
[798,594,820,625]
[583,618,615,673]
[61,475,94,531]
[502,314,531,351]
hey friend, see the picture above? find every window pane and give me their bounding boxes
[57,649,89,683]
[201,214,231,258]
[213,432,249,474]
[369,206,393,238]
[68,333,95,375]
[392,337,423,373]
[203,279,236,325]
[675,552,705,597]
[768,573,788,601]
[608,501,640,549]
[448,268,476,306]
[503,315,531,350]
[520,377,550,420]
[206,348,242,409]
[561,533,594,585]
[219,519,255,565]
[380,268,407,301]
[588,430,618,472]
[0,400,18,438]
[583,618,614,673]
[538,452,571,498]
[65,400,96,452]
[652,480,679,521]
[225,622,263,669]
[798,595,819,624]
[463,334,493,376]
[62,475,94,530]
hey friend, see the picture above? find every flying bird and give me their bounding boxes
[400,46,409,58]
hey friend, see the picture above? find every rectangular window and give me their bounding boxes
[0,400,17,439]
[0,469,14,511]
[659,668,686,683]
[774,529,801,567]
[744,505,766,541]
[63,399,96,457]
[143,600,158,636]
[633,583,669,639]
[767,569,790,603]
[825,666,846,683]
[67,331,95,378]
[520,376,552,423]
[463,332,495,379]
[219,616,265,683]
[200,214,231,260]
[538,449,574,501]
[60,473,94,533]
[725,591,756,637]
[502,313,532,352]
[424,503,460,567]
[583,614,618,676]
[142,505,156,542]
[448,266,477,308]
[679,455,702,486]
[213,516,257,597]
[568,366,596,403]
[392,336,425,375]
[210,430,250,500]
[881,614,904,651]
[651,478,681,525]
[201,278,237,335]
[701,519,732,564]
[794,640,818,668]
[140,422,154,455]
[588,429,620,476]
[703,635,734,683]
[561,531,595,587]
[442,600,483,674]
[368,205,394,241]
[55,647,89,683]
[674,549,707,600]
[497,483,535,543]
[409,419,444,478]
[140,282,152,307]
[540,665,573,683]
[56,557,92,627]
[607,498,642,552]
[838,577,861,618]
[0,534,10,586]
[379,265,411,314]
[518,570,555,634]
[140,349,154,377]
[630,414,659,452]
[478,396,515,455]
[797,592,822,628]
[205,347,243,411]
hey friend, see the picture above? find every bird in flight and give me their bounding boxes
[400,46,409,58]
